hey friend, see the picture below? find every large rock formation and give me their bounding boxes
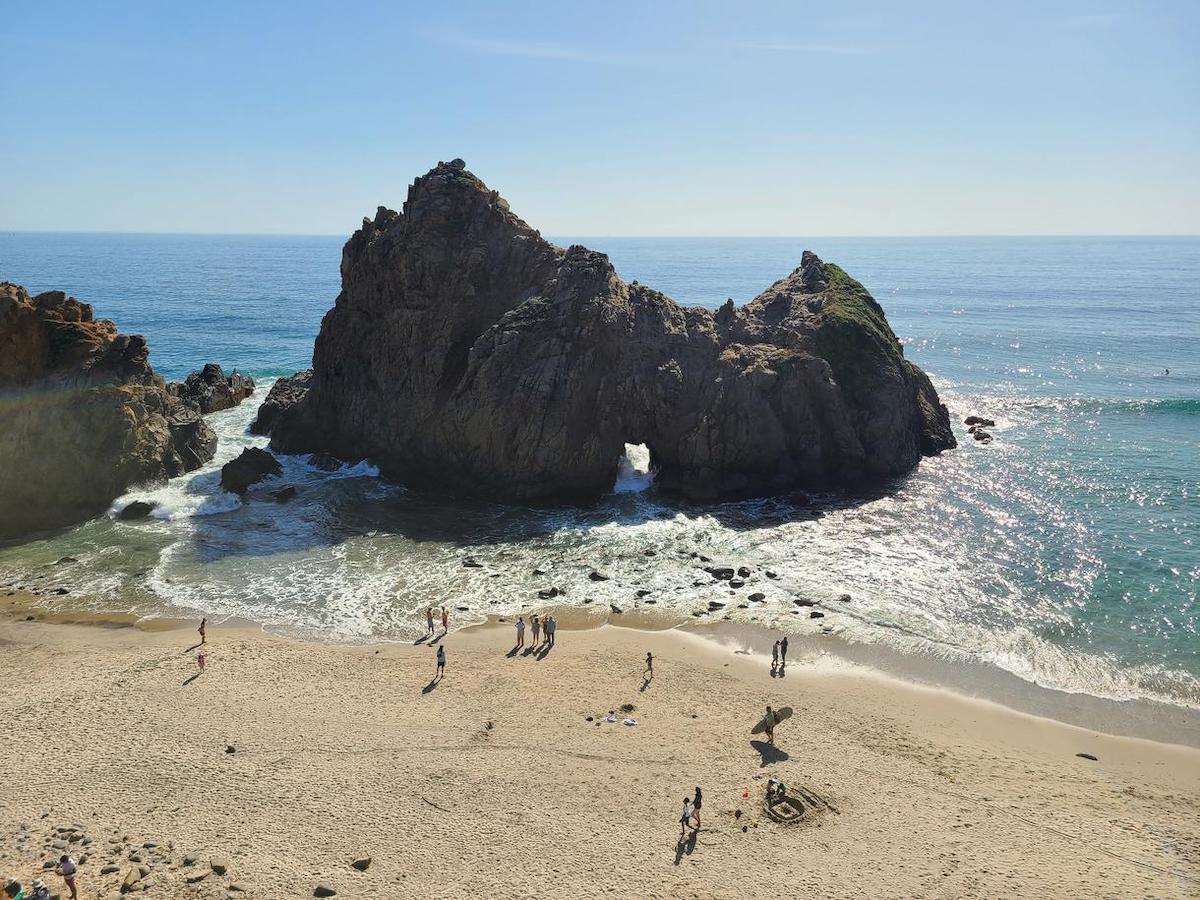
[169,363,255,414]
[0,283,216,539]
[249,369,310,435]
[270,160,955,502]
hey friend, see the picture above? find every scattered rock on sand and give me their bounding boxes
[810,610,825,618]
[210,855,229,875]
[350,856,371,871]
[123,868,142,890]
[749,593,766,602]
[314,884,337,897]
[589,571,610,581]
[793,598,816,607]
[1076,752,1098,761]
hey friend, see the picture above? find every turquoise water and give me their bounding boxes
[1,232,1197,708]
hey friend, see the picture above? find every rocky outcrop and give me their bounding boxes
[0,283,216,540]
[249,369,310,435]
[270,160,955,502]
[169,363,255,414]
[220,447,282,494]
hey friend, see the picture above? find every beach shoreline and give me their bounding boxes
[5,584,1199,750]
[3,600,1199,897]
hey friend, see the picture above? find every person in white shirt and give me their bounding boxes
[58,855,78,900]
[679,797,693,837]
[515,616,526,649]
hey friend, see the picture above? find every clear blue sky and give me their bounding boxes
[3,1,1197,235]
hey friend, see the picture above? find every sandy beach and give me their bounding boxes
[1,605,1198,900]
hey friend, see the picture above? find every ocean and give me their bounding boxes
[2,232,1197,719]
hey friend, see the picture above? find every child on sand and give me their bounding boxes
[679,797,693,837]
[197,651,207,674]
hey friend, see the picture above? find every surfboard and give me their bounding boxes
[751,706,793,735]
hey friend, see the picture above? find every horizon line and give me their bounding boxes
[3,229,1199,240]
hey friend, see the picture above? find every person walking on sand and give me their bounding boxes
[435,644,446,679]
[516,616,526,649]
[198,617,206,645]
[691,786,703,829]
[441,605,449,635]
[780,636,788,667]
[531,613,541,646]
[764,704,777,745]
[425,606,435,636]
[771,640,779,666]
[58,855,78,900]
[644,651,654,679]
[679,796,693,838]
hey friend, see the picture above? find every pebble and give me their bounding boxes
[314,884,337,897]
[350,856,372,871]
[211,855,230,875]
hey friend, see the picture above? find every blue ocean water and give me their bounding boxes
[1,232,1197,710]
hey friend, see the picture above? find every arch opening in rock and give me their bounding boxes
[613,442,656,493]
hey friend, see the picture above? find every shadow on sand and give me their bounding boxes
[750,739,789,767]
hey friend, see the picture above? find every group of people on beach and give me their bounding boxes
[513,613,557,650]
[4,854,75,900]
[424,605,450,637]
[771,636,788,673]
[679,786,703,837]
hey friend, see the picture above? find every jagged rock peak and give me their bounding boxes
[270,161,955,502]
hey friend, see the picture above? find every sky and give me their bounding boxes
[2,1,1197,236]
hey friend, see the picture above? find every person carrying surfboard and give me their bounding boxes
[765,705,776,744]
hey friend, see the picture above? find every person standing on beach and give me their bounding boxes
[771,640,779,666]
[198,617,206,645]
[691,786,703,829]
[441,605,449,635]
[679,797,693,837]
[58,855,78,900]
[764,705,776,744]
[197,651,207,674]
[531,614,541,646]
[546,615,556,647]
[425,606,435,636]
[644,651,654,679]
[780,636,788,667]
[435,644,446,679]
[516,616,526,649]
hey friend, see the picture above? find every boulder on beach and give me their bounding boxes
[269,159,955,502]
[168,363,255,414]
[220,447,283,494]
[0,283,217,540]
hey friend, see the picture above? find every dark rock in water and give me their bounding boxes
[462,557,483,568]
[964,415,995,427]
[537,587,561,599]
[737,566,751,578]
[766,571,779,579]
[609,603,622,614]
[220,447,282,494]
[698,554,712,563]
[55,556,77,565]
[249,369,312,436]
[589,571,610,582]
[306,452,344,471]
[837,593,852,602]
[729,579,745,588]
[52,587,69,595]
[642,549,657,556]
[270,486,298,503]
[118,501,158,521]
[0,283,216,540]
[809,610,825,618]
[748,592,766,602]
[708,600,725,610]
[706,567,735,581]
[168,363,255,415]
[269,161,955,503]
[635,589,651,597]
[793,597,816,607]
[972,430,993,443]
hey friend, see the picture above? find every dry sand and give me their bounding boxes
[1,607,1198,899]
